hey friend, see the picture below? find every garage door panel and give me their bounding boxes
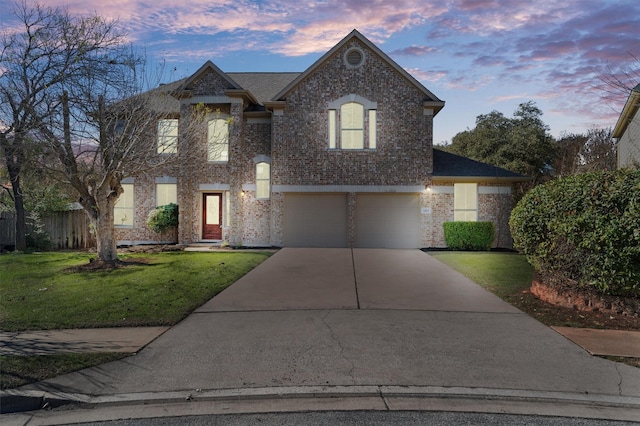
[284,194,347,247]
[356,194,420,249]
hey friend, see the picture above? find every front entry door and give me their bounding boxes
[202,193,222,240]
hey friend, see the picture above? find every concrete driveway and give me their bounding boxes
[17,248,640,421]
[197,248,519,312]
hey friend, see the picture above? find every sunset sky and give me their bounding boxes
[2,0,638,144]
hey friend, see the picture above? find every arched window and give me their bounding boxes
[340,102,364,149]
[328,95,377,150]
[256,162,270,199]
[207,118,229,162]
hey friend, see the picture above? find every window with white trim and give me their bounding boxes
[328,97,376,150]
[115,184,134,226]
[256,162,270,199]
[208,118,229,162]
[156,183,177,206]
[157,119,178,154]
[454,183,478,221]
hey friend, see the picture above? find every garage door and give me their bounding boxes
[356,194,420,248]
[284,194,348,247]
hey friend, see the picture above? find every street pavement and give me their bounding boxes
[2,248,640,424]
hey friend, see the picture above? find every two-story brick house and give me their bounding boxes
[115,30,527,249]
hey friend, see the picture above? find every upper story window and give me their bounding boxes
[208,118,229,162]
[157,119,178,154]
[340,102,364,149]
[328,95,377,150]
[256,162,270,200]
[454,183,478,221]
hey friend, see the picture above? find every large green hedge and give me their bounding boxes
[443,221,494,251]
[510,170,640,297]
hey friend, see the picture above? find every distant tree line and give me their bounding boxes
[439,101,619,197]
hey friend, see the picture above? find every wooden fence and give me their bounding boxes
[0,210,96,250]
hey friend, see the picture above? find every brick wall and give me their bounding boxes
[428,182,515,248]
[271,38,433,187]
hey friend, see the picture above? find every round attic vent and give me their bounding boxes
[344,47,364,68]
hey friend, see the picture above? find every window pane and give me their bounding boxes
[454,183,477,222]
[256,162,269,179]
[256,181,270,199]
[340,103,363,149]
[156,183,177,206]
[256,162,270,199]
[157,119,178,154]
[206,195,220,224]
[341,102,363,129]
[208,118,229,162]
[369,110,377,149]
[342,129,364,149]
[115,184,134,226]
[328,110,336,149]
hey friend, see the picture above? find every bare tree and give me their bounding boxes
[553,128,617,176]
[0,1,128,251]
[580,128,617,172]
[598,53,640,107]
[599,53,640,168]
[553,133,588,178]
[0,2,198,263]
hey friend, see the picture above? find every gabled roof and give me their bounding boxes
[174,61,242,96]
[433,149,530,182]
[271,29,445,115]
[612,83,640,138]
[228,73,300,104]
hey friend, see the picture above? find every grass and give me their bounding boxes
[0,251,271,332]
[0,250,271,390]
[0,353,128,390]
[429,250,640,331]
[428,251,534,299]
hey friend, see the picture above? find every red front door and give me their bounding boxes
[202,193,222,240]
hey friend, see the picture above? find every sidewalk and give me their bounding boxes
[0,327,169,356]
[1,324,638,358]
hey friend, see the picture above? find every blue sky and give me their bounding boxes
[2,0,638,144]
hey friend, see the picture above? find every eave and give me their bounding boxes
[613,84,640,139]
[432,176,531,184]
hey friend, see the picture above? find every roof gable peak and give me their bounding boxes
[272,29,444,113]
[175,60,241,95]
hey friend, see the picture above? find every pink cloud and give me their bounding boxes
[405,68,448,83]
[391,45,438,56]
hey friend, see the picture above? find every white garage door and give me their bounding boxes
[284,194,348,247]
[356,194,420,249]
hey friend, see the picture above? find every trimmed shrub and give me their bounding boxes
[147,203,178,233]
[510,170,640,297]
[443,221,494,251]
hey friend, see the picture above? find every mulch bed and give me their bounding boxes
[522,278,640,331]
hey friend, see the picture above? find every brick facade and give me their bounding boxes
[115,30,521,249]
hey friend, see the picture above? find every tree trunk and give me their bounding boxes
[91,198,119,263]
[0,133,27,252]
[11,177,27,252]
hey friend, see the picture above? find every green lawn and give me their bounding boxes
[428,251,534,299]
[0,353,128,390]
[0,251,271,332]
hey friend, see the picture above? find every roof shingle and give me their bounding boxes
[433,149,528,180]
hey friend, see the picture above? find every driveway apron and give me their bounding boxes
[22,248,640,401]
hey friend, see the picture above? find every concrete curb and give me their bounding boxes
[3,385,640,423]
